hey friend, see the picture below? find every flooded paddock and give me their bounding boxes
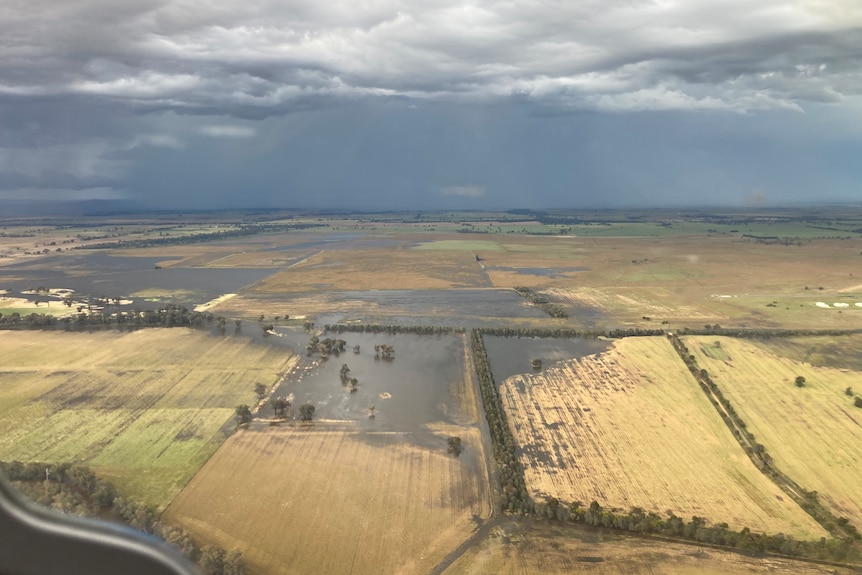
[268,332,468,433]
[483,334,612,382]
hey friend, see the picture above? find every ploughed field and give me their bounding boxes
[165,332,492,575]
[497,336,825,538]
[685,335,862,528]
[0,329,296,506]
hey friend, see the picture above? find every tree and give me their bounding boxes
[531,358,542,370]
[222,551,247,575]
[199,545,226,575]
[447,436,463,456]
[349,377,359,392]
[254,383,267,399]
[855,397,862,408]
[795,376,806,387]
[235,405,252,425]
[299,403,315,421]
[368,405,376,419]
[846,387,854,397]
[270,396,290,417]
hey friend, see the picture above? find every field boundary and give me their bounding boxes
[469,328,862,566]
[670,333,862,543]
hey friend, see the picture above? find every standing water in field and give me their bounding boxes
[269,332,468,433]
[483,335,612,382]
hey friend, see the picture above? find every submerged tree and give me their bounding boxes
[299,403,315,421]
[447,436,463,456]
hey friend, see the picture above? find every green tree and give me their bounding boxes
[795,375,806,387]
[447,436,463,456]
[199,545,226,575]
[855,397,862,408]
[254,383,267,399]
[235,404,252,425]
[846,387,854,397]
[299,403,315,421]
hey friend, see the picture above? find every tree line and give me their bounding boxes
[470,329,528,513]
[75,223,325,250]
[0,461,246,574]
[0,304,220,330]
[323,324,463,335]
[470,329,861,565]
[667,333,861,544]
[513,287,568,318]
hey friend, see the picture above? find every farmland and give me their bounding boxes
[684,335,862,528]
[442,520,858,575]
[165,332,491,575]
[498,336,825,538]
[0,328,296,506]
[3,208,862,573]
[166,425,489,575]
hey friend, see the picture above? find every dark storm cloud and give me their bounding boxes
[4,0,861,114]
[1,0,861,206]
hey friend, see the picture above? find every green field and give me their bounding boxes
[0,329,297,507]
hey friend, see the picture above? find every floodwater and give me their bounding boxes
[268,332,467,433]
[483,334,612,382]
[0,252,276,309]
[487,266,591,278]
[314,289,548,327]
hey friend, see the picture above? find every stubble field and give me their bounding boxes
[166,425,490,575]
[0,328,296,506]
[499,336,825,538]
[685,335,862,528]
[441,521,857,575]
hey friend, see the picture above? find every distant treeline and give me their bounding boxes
[0,461,246,574]
[323,324,464,335]
[470,329,862,566]
[76,222,325,250]
[0,304,216,330]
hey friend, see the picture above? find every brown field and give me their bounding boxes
[165,424,490,575]
[251,248,491,292]
[442,520,856,575]
[499,336,825,538]
[0,329,296,506]
[685,336,862,527]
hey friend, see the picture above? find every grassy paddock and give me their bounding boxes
[499,336,824,538]
[0,329,296,506]
[685,335,862,528]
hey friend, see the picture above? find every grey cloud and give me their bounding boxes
[1,0,860,117]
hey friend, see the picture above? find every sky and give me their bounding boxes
[1,0,861,211]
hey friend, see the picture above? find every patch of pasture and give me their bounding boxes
[0,329,296,507]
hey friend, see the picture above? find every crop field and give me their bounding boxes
[684,336,862,527]
[442,521,854,575]
[498,336,825,538]
[251,247,492,291]
[0,329,296,506]
[166,425,489,575]
[165,331,492,574]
